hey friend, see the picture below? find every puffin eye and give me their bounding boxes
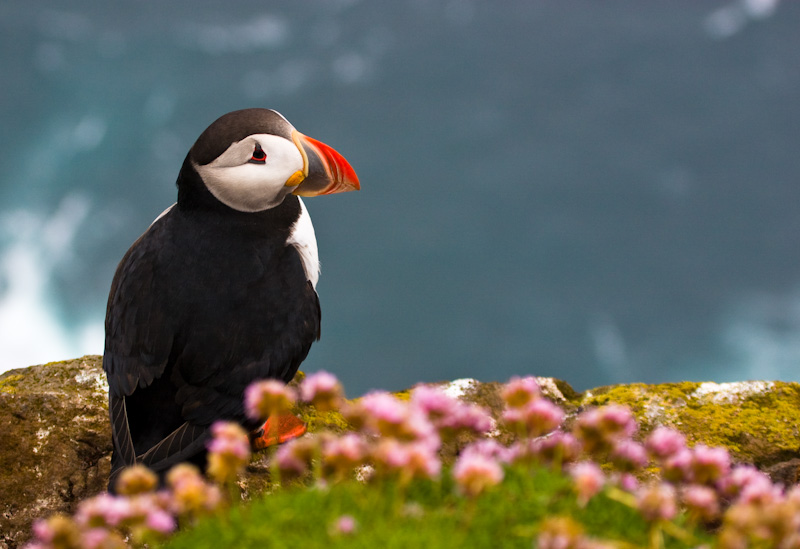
[248,144,267,164]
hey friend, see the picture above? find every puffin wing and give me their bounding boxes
[103,213,179,473]
[103,222,175,397]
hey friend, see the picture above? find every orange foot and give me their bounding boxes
[250,413,307,450]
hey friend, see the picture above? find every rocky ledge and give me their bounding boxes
[2,357,799,548]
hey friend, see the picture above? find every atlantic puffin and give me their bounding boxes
[103,108,359,488]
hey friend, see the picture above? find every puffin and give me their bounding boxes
[103,108,359,488]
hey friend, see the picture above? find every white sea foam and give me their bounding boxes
[716,288,800,382]
[704,0,781,39]
[0,195,103,374]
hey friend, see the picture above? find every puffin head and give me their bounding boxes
[181,108,359,212]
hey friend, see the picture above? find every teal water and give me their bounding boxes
[1,1,799,396]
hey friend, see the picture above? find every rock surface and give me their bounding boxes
[0,357,111,549]
[2,358,800,547]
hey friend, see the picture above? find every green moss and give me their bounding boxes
[0,374,24,395]
[677,384,800,464]
[581,381,800,466]
[295,403,351,435]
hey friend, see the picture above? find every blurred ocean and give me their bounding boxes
[1,0,799,397]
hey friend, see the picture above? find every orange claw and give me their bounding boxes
[250,413,308,450]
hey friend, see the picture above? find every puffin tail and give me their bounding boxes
[137,421,211,474]
[108,394,137,491]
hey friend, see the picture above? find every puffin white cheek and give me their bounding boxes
[197,164,291,212]
[194,135,305,212]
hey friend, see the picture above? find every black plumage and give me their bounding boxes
[103,109,358,488]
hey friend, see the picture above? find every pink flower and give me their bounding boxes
[636,483,678,522]
[682,484,720,522]
[441,403,494,435]
[358,391,439,446]
[374,439,410,471]
[452,452,504,497]
[273,436,318,481]
[244,379,297,420]
[208,422,251,458]
[717,464,772,500]
[613,472,639,492]
[645,426,686,459]
[736,477,784,506]
[31,516,77,545]
[539,432,582,464]
[372,439,441,481]
[145,508,176,535]
[502,397,564,438]
[123,494,162,524]
[80,528,126,549]
[787,485,800,506]
[358,391,409,437]
[501,376,541,408]
[275,444,306,477]
[690,444,731,485]
[114,465,158,496]
[75,494,121,528]
[404,442,442,480]
[329,514,358,536]
[323,433,367,478]
[573,405,636,454]
[402,408,441,448]
[609,440,648,472]
[360,391,405,422]
[569,462,605,506]
[206,421,251,484]
[207,422,251,460]
[428,397,495,437]
[594,404,637,438]
[661,448,694,484]
[412,386,494,437]
[512,432,582,466]
[75,493,136,529]
[410,385,457,420]
[300,370,344,411]
[166,462,203,488]
[166,464,222,516]
[461,439,514,464]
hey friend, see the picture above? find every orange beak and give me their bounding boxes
[288,131,360,197]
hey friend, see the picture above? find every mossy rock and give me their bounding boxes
[0,356,112,549]
[580,380,800,467]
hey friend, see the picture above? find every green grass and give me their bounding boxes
[163,466,713,549]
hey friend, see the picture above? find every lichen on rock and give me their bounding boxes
[579,380,800,467]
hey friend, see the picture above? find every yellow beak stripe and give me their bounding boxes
[285,170,306,187]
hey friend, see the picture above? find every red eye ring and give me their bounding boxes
[249,144,267,164]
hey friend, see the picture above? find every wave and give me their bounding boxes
[0,195,103,373]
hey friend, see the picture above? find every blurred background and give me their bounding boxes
[1,0,798,396]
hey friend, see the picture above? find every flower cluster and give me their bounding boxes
[299,370,344,412]
[206,421,251,485]
[25,372,800,549]
[244,379,296,420]
[262,381,496,489]
[26,442,224,548]
[28,468,181,549]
